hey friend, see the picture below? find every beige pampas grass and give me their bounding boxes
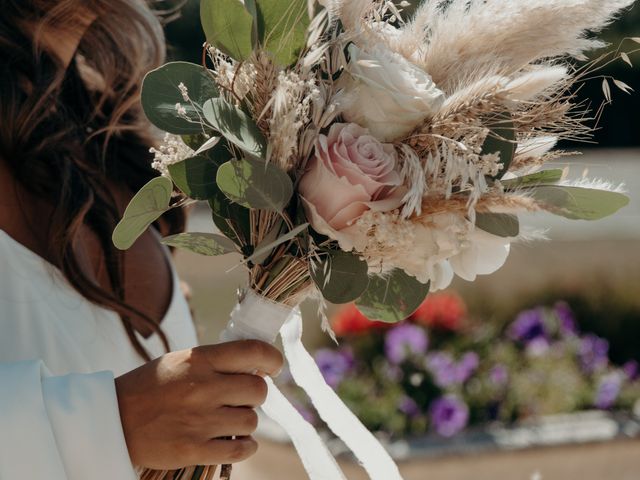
[404,0,635,90]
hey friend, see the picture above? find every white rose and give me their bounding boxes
[340,44,446,142]
[449,228,512,282]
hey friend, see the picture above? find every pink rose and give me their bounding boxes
[299,123,403,250]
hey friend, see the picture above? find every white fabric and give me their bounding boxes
[281,310,403,480]
[220,290,347,480]
[221,291,404,480]
[0,229,199,479]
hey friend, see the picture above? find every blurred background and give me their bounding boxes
[164,2,640,479]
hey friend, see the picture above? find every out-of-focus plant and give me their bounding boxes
[297,295,640,439]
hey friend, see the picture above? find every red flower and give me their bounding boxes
[332,304,392,337]
[409,292,466,332]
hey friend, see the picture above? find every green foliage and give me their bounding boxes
[216,157,293,212]
[168,153,224,200]
[112,177,173,250]
[246,223,309,265]
[253,0,310,65]
[200,0,255,61]
[311,251,369,304]
[530,186,630,220]
[161,232,237,256]
[356,271,430,323]
[208,193,251,248]
[501,169,564,190]
[141,62,217,134]
[202,98,267,158]
[475,213,520,238]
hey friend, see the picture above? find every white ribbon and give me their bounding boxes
[220,291,345,480]
[220,290,403,480]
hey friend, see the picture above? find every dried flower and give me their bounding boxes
[150,133,195,177]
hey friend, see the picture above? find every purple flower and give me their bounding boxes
[508,308,548,345]
[489,364,509,386]
[554,302,579,336]
[430,395,469,437]
[623,360,639,381]
[594,373,623,410]
[426,352,458,388]
[315,348,354,388]
[384,324,429,364]
[455,352,479,383]
[579,334,609,374]
[398,396,420,417]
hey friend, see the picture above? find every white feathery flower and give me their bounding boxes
[150,133,195,177]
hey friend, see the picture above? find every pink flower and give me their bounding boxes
[299,123,403,250]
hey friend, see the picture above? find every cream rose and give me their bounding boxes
[340,44,446,142]
[299,123,403,250]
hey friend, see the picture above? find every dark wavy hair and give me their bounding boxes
[0,0,186,360]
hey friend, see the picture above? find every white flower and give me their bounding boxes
[449,228,512,282]
[340,44,445,142]
[150,133,194,177]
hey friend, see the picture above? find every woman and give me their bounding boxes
[0,1,282,478]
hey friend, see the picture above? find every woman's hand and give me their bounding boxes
[115,341,284,469]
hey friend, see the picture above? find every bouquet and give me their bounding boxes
[113,1,636,479]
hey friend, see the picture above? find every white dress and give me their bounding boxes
[0,229,199,479]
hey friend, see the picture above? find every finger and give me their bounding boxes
[212,373,268,408]
[197,341,284,376]
[189,437,258,465]
[201,407,259,438]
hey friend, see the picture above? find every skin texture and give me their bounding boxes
[115,341,284,468]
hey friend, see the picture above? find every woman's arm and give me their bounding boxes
[0,341,283,478]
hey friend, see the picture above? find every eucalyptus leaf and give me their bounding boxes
[113,177,173,251]
[476,213,520,238]
[247,223,309,265]
[482,112,516,179]
[529,186,630,221]
[182,133,211,150]
[161,232,237,256]
[200,0,255,61]
[209,192,251,247]
[141,62,218,134]
[254,0,310,66]
[168,155,221,200]
[312,251,369,305]
[356,270,430,323]
[203,98,267,158]
[216,157,293,212]
[502,169,564,190]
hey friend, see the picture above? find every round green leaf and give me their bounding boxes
[482,112,516,179]
[356,270,430,324]
[141,62,218,134]
[312,251,369,304]
[168,154,222,200]
[201,0,256,61]
[203,98,267,158]
[529,186,630,221]
[216,158,293,212]
[476,213,520,238]
[161,232,237,256]
[113,177,173,251]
